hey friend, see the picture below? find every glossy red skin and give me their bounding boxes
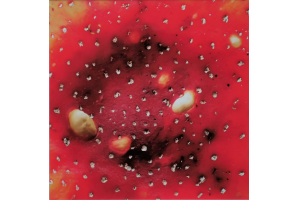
[50,1,249,199]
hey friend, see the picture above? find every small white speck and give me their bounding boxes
[136,106,140,112]
[90,162,95,168]
[151,73,157,78]
[63,138,70,146]
[101,177,108,183]
[103,72,109,78]
[174,119,179,124]
[240,133,246,139]
[196,87,202,93]
[198,193,203,198]
[141,145,147,151]
[238,61,245,66]
[223,15,228,23]
[162,179,167,185]
[211,155,217,161]
[62,180,66,186]
[221,188,226,194]
[127,61,133,67]
[95,138,101,144]
[146,111,150,116]
[211,43,215,49]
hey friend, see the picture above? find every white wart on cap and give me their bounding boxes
[68,109,97,139]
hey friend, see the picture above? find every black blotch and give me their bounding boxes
[157,43,168,52]
[176,156,185,170]
[215,75,218,77]
[164,140,169,146]
[216,177,223,182]
[227,84,230,87]
[207,132,215,142]
[212,168,217,174]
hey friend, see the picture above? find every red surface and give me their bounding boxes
[49,1,249,199]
